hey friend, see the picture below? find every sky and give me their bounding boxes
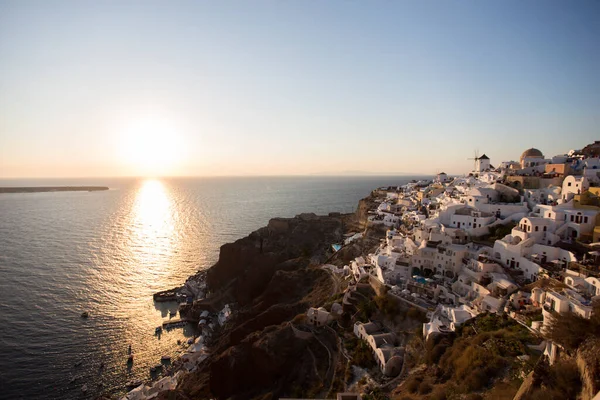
[0,1,599,178]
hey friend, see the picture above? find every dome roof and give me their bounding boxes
[520,148,544,162]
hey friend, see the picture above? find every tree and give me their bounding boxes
[544,302,600,352]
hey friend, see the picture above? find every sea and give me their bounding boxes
[0,176,427,400]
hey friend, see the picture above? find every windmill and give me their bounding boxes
[467,150,480,172]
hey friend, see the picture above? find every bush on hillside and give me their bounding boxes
[425,333,455,365]
[351,338,376,368]
[544,302,600,352]
[374,294,398,317]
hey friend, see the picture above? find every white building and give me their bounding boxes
[449,207,496,231]
[306,307,333,327]
[436,172,449,183]
[475,154,491,173]
[562,175,590,203]
[354,322,403,377]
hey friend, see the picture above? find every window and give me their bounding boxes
[549,213,552,218]
[535,226,539,232]
[584,216,588,223]
[571,215,574,222]
[543,226,547,232]
[568,182,572,187]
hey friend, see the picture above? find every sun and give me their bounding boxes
[118,117,184,176]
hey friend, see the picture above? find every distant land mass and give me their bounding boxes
[0,186,109,194]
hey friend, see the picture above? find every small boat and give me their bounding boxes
[160,355,171,362]
[127,355,134,364]
[81,311,89,318]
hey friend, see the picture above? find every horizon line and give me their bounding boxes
[0,172,443,181]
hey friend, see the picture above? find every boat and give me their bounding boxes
[80,311,89,318]
[160,355,171,362]
[127,354,134,364]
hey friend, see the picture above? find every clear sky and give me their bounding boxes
[0,1,598,178]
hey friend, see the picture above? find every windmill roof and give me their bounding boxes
[478,154,490,160]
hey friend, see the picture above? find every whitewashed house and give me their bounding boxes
[306,307,333,327]
[562,175,590,203]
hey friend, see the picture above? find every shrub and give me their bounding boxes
[425,335,453,365]
[407,307,426,321]
[545,302,600,352]
[530,359,582,400]
[344,363,353,383]
[429,386,447,400]
[374,294,399,317]
[417,381,432,395]
[352,339,375,368]
[291,313,306,324]
[357,299,376,321]
[404,375,422,393]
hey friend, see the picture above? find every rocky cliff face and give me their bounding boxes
[169,212,348,399]
[577,337,600,400]
[205,213,343,304]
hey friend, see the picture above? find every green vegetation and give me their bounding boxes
[374,294,399,317]
[396,314,537,400]
[356,299,376,321]
[544,301,600,352]
[406,307,427,322]
[485,221,517,242]
[344,336,376,368]
[526,359,582,400]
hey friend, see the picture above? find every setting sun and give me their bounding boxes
[118,117,184,176]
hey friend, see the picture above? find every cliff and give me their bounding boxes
[169,212,351,399]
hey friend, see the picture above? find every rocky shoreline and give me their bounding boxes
[119,204,373,399]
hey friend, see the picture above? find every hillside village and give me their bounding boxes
[125,141,600,400]
[304,141,600,399]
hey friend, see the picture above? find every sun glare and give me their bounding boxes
[119,117,184,176]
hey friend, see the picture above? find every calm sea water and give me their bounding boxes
[0,176,425,399]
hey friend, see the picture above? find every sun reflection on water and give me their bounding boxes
[109,179,193,388]
[132,180,175,265]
